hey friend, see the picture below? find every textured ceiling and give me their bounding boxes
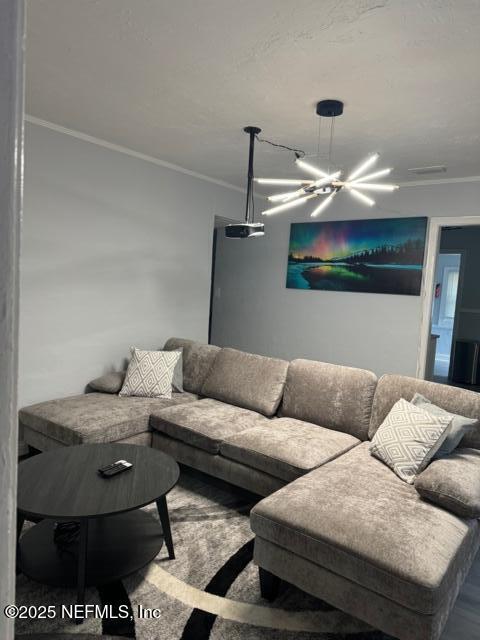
[26,0,480,190]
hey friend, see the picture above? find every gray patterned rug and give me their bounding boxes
[16,468,391,640]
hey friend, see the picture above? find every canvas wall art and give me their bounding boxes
[287,216,428,295]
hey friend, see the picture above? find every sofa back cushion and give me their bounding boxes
[369,374,480,448]
[163,337,220,395]
[280,359,378,440]
[201,348,289,417]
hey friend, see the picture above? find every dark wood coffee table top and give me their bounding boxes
[17,443,179,520]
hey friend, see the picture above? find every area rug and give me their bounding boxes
[16,467,392,639]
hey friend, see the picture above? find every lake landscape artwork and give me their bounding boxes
[287,217,428,295]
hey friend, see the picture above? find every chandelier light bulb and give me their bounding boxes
[255,178,314,186]
[313,171,342,188]
[267,188,305,202]
[348,187,376,207]
[351,168,393,184]
[295,158,330,179]
[310,192,337,217]
[262,194,316,216]
[347,152,380,181]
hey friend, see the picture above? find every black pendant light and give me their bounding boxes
[225,126,265,239]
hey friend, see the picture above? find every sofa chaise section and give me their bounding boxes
[19,391,199,450]
[19,336,219,451]
[252,443,479,615]
[251,373,480,640]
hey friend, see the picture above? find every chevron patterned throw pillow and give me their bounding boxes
[119,348,181,398]
[369,398,452,484]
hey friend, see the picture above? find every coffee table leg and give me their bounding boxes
[76,520,89,621]
[156,496,174,559]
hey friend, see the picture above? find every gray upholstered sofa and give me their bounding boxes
[19,337,480,640]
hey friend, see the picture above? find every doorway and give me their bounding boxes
[420,218,480,389]
[431,252,461,380]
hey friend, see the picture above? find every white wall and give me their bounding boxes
[20,123,244,406]
[211,182,480,377]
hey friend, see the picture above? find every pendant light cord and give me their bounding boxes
[317,115,322,161]
[328,116,335,172]
[254,135,306,158]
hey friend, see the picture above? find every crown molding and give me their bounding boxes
[25,114,245,194]
[25,116,480,192]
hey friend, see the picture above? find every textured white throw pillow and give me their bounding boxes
[369,398,452,484]
[119,348,181,399]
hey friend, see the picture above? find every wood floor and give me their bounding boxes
[442,549,480,638]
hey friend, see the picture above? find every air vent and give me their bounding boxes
[407,165,447,175]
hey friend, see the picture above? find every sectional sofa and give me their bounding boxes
[19,337,480,640]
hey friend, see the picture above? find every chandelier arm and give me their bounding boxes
[295,158,330,178]
[255,178,314,186]
[267,188,306,202]
[262,194,316,216]
[347,153,380,182]
[350,168,392,184]
[310,191,337,218]
[347,187,376,207]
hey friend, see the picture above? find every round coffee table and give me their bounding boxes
[17,443,179,609]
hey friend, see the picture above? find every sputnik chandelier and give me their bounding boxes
[255,100,399,218]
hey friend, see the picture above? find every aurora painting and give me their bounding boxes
[287,217,428,295]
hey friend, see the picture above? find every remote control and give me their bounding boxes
[98,459,133,477]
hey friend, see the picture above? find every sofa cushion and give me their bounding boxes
[201,348,288,417]
[220,417,359,482]
[280,359,377,440]
[369,374,480,448]
[163,337,220,395]
[411,392,478,457]
[250,442,480,616]
[19,391,199,446]
[415,448,480,519]
[88,371,125,394]
[150,398,271,454]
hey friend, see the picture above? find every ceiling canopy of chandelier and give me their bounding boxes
[255,100,399,218]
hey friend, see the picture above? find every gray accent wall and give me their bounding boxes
[211,183,480,376]
[20,123,244,406]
